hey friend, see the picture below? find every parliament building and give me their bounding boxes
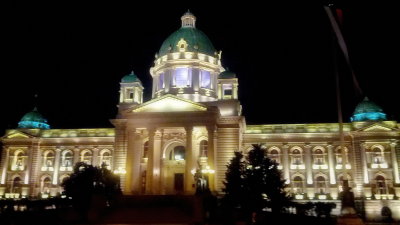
[1,12,399,220]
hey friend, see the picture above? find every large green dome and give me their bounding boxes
[18,108,50,129]
[351,97,387,122]
[158,12,216,56]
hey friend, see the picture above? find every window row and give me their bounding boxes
[8,149,113,172]
[156,68,214,90]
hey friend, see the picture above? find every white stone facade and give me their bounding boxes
[0,12,399,221]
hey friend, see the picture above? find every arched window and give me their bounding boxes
[11,151,26,171]
[42,151,55,171]
[61,151,73,168]
[335,148,343,164]
[375,175,387,195]
[268,149,280,163]
[100,150,112,169]
[81,150,92,165]
[292,176,304,193]
[338,174,352,192]
[316,176,327,194]
[200,140,208,157]
[372,148,384,164]
[313,149,324,165]
[41,177,52,193]
[169,146,186,161]
[291,149,302,165]
[11,177,22,193]
[143,141,149,158]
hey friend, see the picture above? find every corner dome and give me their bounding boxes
[219,70,237,79]
[351,97,387,122]
[158,12,216,57]
[18,107,50,129]
[121,71,141,83]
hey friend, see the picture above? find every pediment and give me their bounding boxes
[131,95,207,113]
[358,123,395,132]
[2,130,34,139]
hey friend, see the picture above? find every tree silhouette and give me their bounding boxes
[223,144,291,217]
[61,162,121,221]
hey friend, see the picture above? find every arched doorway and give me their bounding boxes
[163,144,186,194]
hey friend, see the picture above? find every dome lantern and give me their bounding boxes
[181,10,196,28]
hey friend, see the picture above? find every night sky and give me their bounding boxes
[2,2,399,134]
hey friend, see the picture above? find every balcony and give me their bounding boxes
[41,166,54,172]
[335,164,351,169]
[312,164,328,170]
[290,164,305,170]
[371,163,388,169]
[374,194,394,200]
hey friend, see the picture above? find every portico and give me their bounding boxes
[112,95,219,195]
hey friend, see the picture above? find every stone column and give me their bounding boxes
[217,83,222,99]
[207,126,216,191]
[152,131,162,194]
[305,145,313,184]
[390,142,400,184]
[0,147,9,185]
[52,149,61,185]
[185,126,194,194]
[73,147,80,165]
[145,128,156,194]
[28,140,41,197]
[125,129,136,194]
[327,144,336,184]
[92,148,99,166]
[132,131,143,194]
[193,68,200,92]
[233,83,238,99]
[360,143,369,184]
[282,144,290,184]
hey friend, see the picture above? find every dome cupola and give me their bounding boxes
[18,107,50,129]
[119,71,144,106]
[351,97,387,122]
[150,12,224,102]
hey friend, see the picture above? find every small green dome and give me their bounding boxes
[158,13,216,56]
[351,97,387,122]
[18,108,50,129]
[219,70,237,79]
[121,71,141,83]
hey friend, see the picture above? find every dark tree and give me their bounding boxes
[244,144,291,213]
[222,151,245,207]
[61,162,121,221]
[222,144,291,223]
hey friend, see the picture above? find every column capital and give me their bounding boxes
[185,126,193,133]
[147,127,157,135]
[55,148,62,152]
[304,144,312,149]
[390,141,397,147]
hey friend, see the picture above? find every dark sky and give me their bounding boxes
[2,2,399,133]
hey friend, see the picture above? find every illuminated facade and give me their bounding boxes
[0,12,399,220]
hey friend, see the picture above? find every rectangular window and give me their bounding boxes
[173,68,191,87]
[158,73,165,90]
[200,70,211,88]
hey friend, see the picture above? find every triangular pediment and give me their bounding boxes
[358,123,395,132]
[2,130,34,139]
[131,95,207,113]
